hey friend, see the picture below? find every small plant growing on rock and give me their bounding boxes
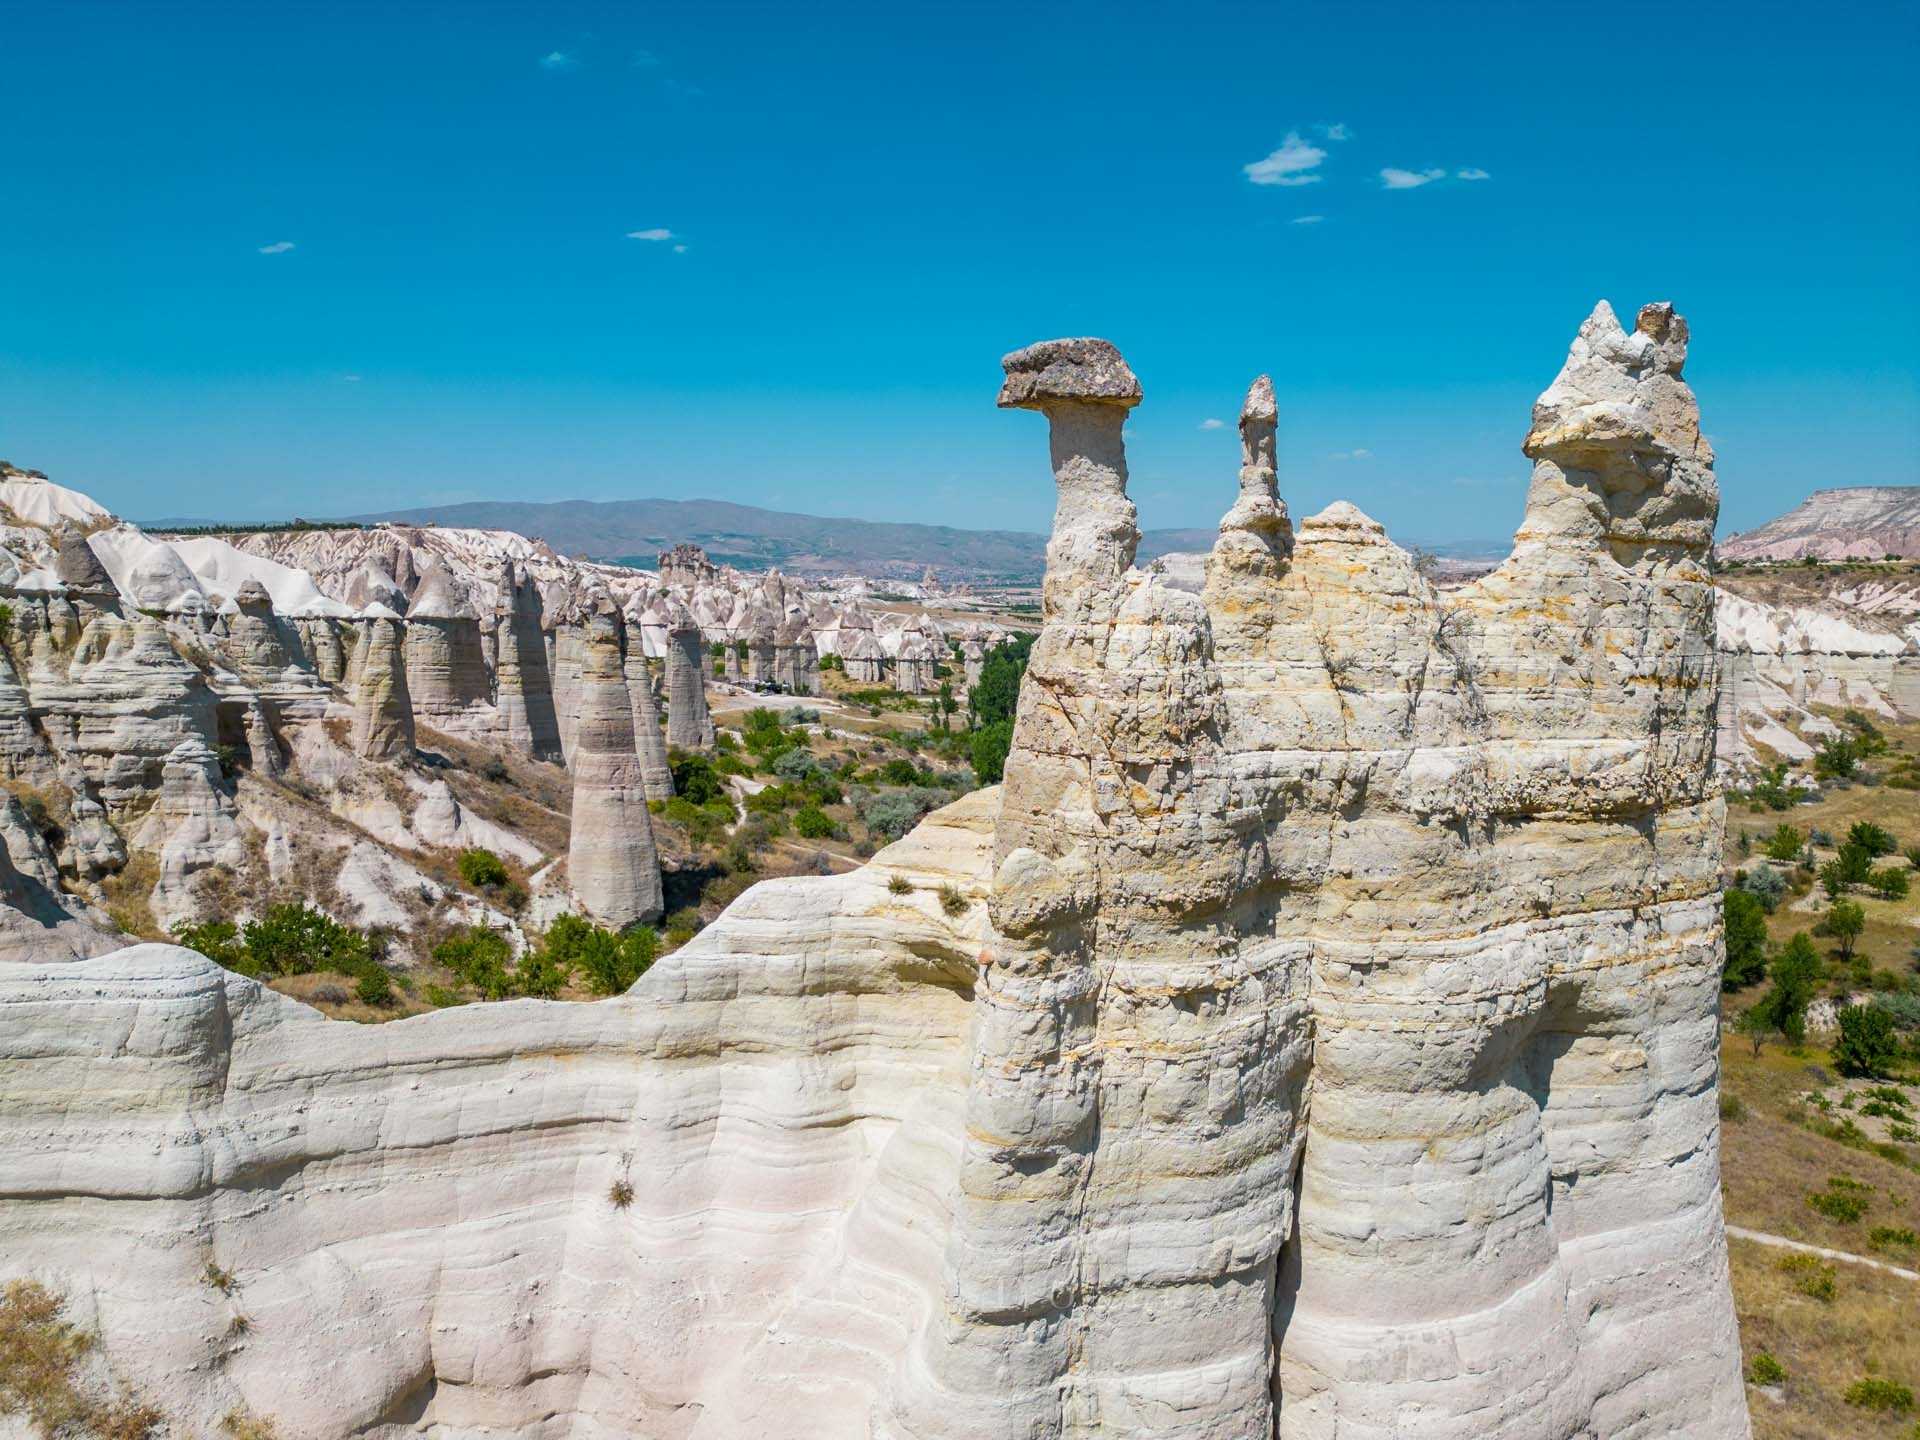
[886,874,913,896]
[939,885,968,917]
[608,1179,635,1209]
[227,1313,252,1338]
[203,1261,237,1294]
[221,1410,281,1440]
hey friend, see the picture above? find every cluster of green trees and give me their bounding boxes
[174,904,396,1006]
[176,901,667,1008]
[966,635,1032,784]
[433,913,658,1000]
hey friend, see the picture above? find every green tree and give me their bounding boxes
[1763,823,1805,862]
[1848,821,1898,857]
[241,903,370,978]
[1723,889,1770,990]
[1757,932,1822,1047]
[968,636,1033,729]
[1826,899,1866,961]
[1832,1004,1901,1079]
[969,718,1014,785]
[669,751,726,805]
[458,848,509,889]
[1816,735,1860,779]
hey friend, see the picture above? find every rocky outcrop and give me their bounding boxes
[663,599,715,749]
[136,739,248,929]
[623,641,675,802]
[773,615,819,695]
[0,309,1746,1439]
[30,610,220,817]
[941,310,1743,1438]
[348,615,415,761]
[403,560,495,737]
[0,792,115,960]
[493,563,562,762]
[566,604,663,926]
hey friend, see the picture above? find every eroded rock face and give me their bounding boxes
[663,599,715,749]
[0,309,1746,1440]
[136,738,248,930]
[349,616,415,761]
[566,605,663,926]
[403,561,496,738]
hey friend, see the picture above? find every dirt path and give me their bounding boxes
[1727,1224,1920,1281]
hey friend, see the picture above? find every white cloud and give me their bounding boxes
[1199,418,1226,431]
[1245,131,1327,187]
[1319,122,1352,141]
[340,373,362,383]
[540,50,576,70]
[1329,448,1373,461]
[257,241,295,255]
[632,48,662,68]
[626,228,675,241]
[1380,167,1446,190]
[1291,214,1325,225]
[672,243,688,254]
[1456,167,1490,181]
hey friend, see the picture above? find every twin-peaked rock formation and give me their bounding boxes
[0,306,1746,1439]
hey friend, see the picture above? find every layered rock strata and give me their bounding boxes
[403,560,496,737]
[623,642,676,802]
[493,563,562,762]
[348,615,415,761]
[663,599,715,749]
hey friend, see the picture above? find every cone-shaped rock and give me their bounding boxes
[349,614,415,761]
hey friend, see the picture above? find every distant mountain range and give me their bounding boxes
[1719,486,1920,563]
[331,496,1226,582]
[138,494,1508,584]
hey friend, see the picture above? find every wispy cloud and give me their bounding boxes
[340,373,362,383]
[672,243,688,254]
[1199,418,1226,431]
[1245,131,1327,187]
[1319,122,1352,142]
[1291,214,1325,225]
[1329,448,1373,461]
[1380,167,1446,190]
[631,48,662,68]
[540,50,576,70]
[626,228,675,241]
[257,241,296,255]
[1456,167,1490,181]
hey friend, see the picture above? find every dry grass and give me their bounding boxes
[0,1279,163,1439]
[1732,1237,1919,1438]
[97,851,162,940]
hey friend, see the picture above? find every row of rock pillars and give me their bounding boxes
[349,565,717,929]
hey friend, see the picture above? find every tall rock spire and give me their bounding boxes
[567,603,663,928]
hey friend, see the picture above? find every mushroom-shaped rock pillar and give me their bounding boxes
[997,338,1142,614]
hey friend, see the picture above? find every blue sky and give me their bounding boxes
[2,1,1915,545]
